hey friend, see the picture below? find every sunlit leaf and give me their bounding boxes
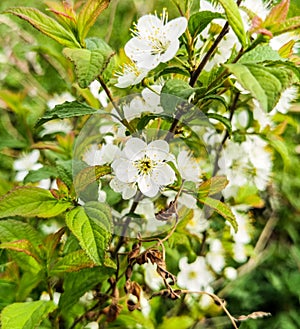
[198,196,238,232]
[0,187,73,218]
[63,37,114,88]
[188,11,224,39]
[218,0,248,48]
[77,0,110,43]
[65,202,112,265]
[4,7,81,48]
[1,301,57,329]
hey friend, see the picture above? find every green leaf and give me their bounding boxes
[161,80,195,114]
[218,0,248,48]
[0,240,42,264]
[77,0,110,43]
[4,7,81,48]
[1,300,57,329]
[50,250,96,274]
[188,11,224,39]
[206,112,232,134]
[225,63,295,112]
[198,196,238,232]
[0,220,43,273]
[74,165,111,194]
[23,166,58,184]
[65,201,112,265]
[35,101,98,127]
[0,187,72,219]
[56,160,73,188]
[198,176,229,198]
[63,37,115,88]
[239,45,284,64]
[59,267,113,311]
[270,16,300,35]
[264,0,289,27]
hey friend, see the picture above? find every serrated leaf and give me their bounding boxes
[239,45,284,64]
[270,16,300,35]
[65,202,112,265]
[188,11,224,39]
[198,176,229,198]
[56,160,73,188]
[0,187,72,219]
[23,166,58,184]
[198,196,238,232]
[0,220,43,273]
[0,240,42,264]
[36,101,98,127]
[59,267,113,311]
[77,0,110,43]
[264,0,289,27]
[74,165,111,193]
[207,112,232,133]
[4,7,80,48]
[218,0,248,48]
[1,300,57,329]
[50,250,96,274]
[63,37,114,88]
[225,63,295,112]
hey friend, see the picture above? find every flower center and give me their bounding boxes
[150,37,170,55]
[135,156,156,175]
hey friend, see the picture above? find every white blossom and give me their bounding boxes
[177,256,214,291]
[206,239,225,273]
[124,9,187,69]
[143,260,164,290]
[115,62,149,88]
[89,80,108,107]
[40,119,72,137]
[47,92,75,110]
[111,138,175,197]
[177,150,201,182]
[13,150,43,182]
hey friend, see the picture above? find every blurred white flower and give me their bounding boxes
[115,62,149,88]
[122,97,146,121]
[125,9,187,69]
[83,143,120,166]
[79,291,94,305]
[177,256,214,291]
[84,322,99,329]
[40,291,61,305]
[224,266,238,280]
[206,239,225,273]
[13,149,42,182]
[40,119,72,137]
[143,260,164,290]
[111,138,175,197]
[47,92,75,110]
[218,136,272,198]
[177,150,201,182]
[89,80,108,107]
[141,85,163,114]
[271,86,298,114]
[186,208,209,236]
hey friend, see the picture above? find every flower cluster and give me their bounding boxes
[115,9,187,87]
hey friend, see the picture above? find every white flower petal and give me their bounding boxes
[123,138,146,160]
[151,164,175,186]
[146,140,170,161]
[115,160,138,183]
[137,175,159,197]
[164,17,188,39]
